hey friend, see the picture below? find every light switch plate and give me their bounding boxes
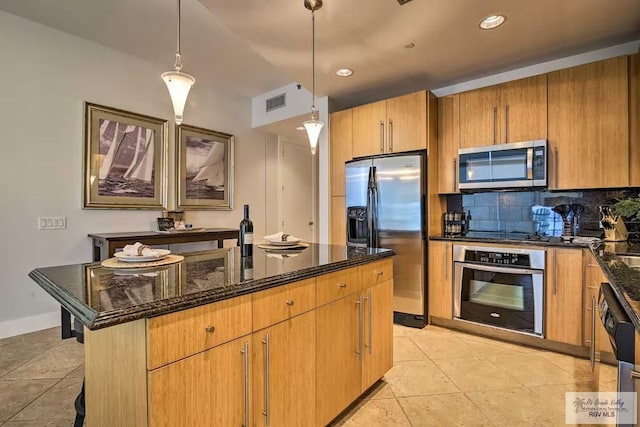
[38,216,66,230]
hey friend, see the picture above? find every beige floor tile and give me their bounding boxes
[398,393,493,426]
[466,387,562,426]
[433,357,523,392]
[0,328,60,349]
[384,360,460,397]
[332,398,411,426]
[465,335,540,358]
[66,364,84,379]
[409,333,477,360]
[4,340,83,380]
[0,379,57,422]
[392,324,415,337]
[363,379,395,400]
[0,337,68,379]
[10,377,82,422]
[393,336,428,362]
[3,421,76,427]
[488,353,580,387]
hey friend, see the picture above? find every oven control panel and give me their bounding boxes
[464,250,531,267]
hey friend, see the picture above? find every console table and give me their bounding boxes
[88,228,239,262]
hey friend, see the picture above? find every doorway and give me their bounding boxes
[279,139,316,242]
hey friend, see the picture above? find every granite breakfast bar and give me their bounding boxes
[29,244,394,427]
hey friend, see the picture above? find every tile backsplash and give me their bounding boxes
[447,189,638,237]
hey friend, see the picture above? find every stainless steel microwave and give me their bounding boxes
[458,140,547,190]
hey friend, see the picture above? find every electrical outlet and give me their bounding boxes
[38,216,66,230]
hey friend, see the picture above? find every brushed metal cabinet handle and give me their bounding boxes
[241,341,249,427]
[553,251,558,296]
[262,333,270,426]
[356,297,363,360]
[367,291,372,354]
[493,107,497,145]
[379,121,385,153]
[505,104,509,143]
[388,119,393,152]
[555,147,559,188]
[453,158,457,192]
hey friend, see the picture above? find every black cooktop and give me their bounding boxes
[461,231,552,242]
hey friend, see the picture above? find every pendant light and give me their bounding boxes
[162,0,195,125]
[303,0,324,155]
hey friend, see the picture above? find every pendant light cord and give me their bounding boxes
[311,9,316,114]
[175,0,183,70]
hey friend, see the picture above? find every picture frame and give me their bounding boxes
[176,124,234,210]
[83,102,168,209]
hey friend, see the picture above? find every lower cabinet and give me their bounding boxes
[148,336,250,427]
[545,247,583,346]
[427,240,453,320]
[362,280,394,391]
[252,310,316,426]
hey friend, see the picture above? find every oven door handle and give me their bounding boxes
[457,262,543,276]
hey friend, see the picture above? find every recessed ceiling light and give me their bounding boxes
[479,14,506,30]
[336,68,353,77]
[404,42,415,49]
[296,126,305,131]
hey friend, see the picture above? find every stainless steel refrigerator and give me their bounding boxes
[345,151,427,328]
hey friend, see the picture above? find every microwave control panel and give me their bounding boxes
[533,147,546,180]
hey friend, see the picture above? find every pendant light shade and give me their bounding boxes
[163,0,195,125]
[304,0,324,154]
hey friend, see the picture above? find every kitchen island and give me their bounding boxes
[29,244,394,427]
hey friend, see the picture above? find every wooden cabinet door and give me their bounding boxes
[386,91,427,153]
[252,311,316,427]
[545,248,583,346]
[548,56,629,189]
[428,241,453,320]
[499,75,547,143]
[630,53,640,186]
[331,196,346,245]
[330,109,353,196]
[352,100,386,158]
[459,85,500,148]
[148,336,250,427]
[437,95,460,193]
[583,251,614,355]
[316,294,362,426]
[362,280,393,391]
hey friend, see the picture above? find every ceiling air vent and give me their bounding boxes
[397,0,413,4]
[266,94,286,112]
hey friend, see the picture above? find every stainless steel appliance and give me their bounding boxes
[599,282,636,427]
[453,245,545,336]
[345,151,427,328]
[458,140,547,190]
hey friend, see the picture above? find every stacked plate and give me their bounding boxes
[114,249,172,262]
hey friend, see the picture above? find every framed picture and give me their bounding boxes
[176,124,234,210]
[83,102,168,209]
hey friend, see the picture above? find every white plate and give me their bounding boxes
[265,239,302,246]
[114,249,171,262]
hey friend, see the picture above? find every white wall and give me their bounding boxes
[0,10,274,338]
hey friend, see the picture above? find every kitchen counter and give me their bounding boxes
[429,233,593,248]
[28,244,393,330]
[589,241,640,330]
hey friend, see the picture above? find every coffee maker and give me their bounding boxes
[552,204,584,238]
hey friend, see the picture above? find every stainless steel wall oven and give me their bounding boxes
[453,245,545,337]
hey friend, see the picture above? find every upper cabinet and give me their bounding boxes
[329,109,353,197]
[548,56,629,190]
[459,75,547,148]
[352,91,427,158]
[437,94,460,193]
[630,53,640,187]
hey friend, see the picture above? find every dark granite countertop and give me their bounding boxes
[589,241,640,330]
[29,244,393,331]
[429,233,592,248]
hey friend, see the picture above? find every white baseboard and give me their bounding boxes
[0,311,60,340]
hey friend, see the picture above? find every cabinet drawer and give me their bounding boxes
[147,294,252,370]
[316,268,359,306]
[359,259,393,289]
[252,278,316,330]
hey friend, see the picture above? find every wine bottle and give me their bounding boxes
[240,255,254,282]
[239,204,254,257]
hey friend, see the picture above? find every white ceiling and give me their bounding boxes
[1,0,639,112]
